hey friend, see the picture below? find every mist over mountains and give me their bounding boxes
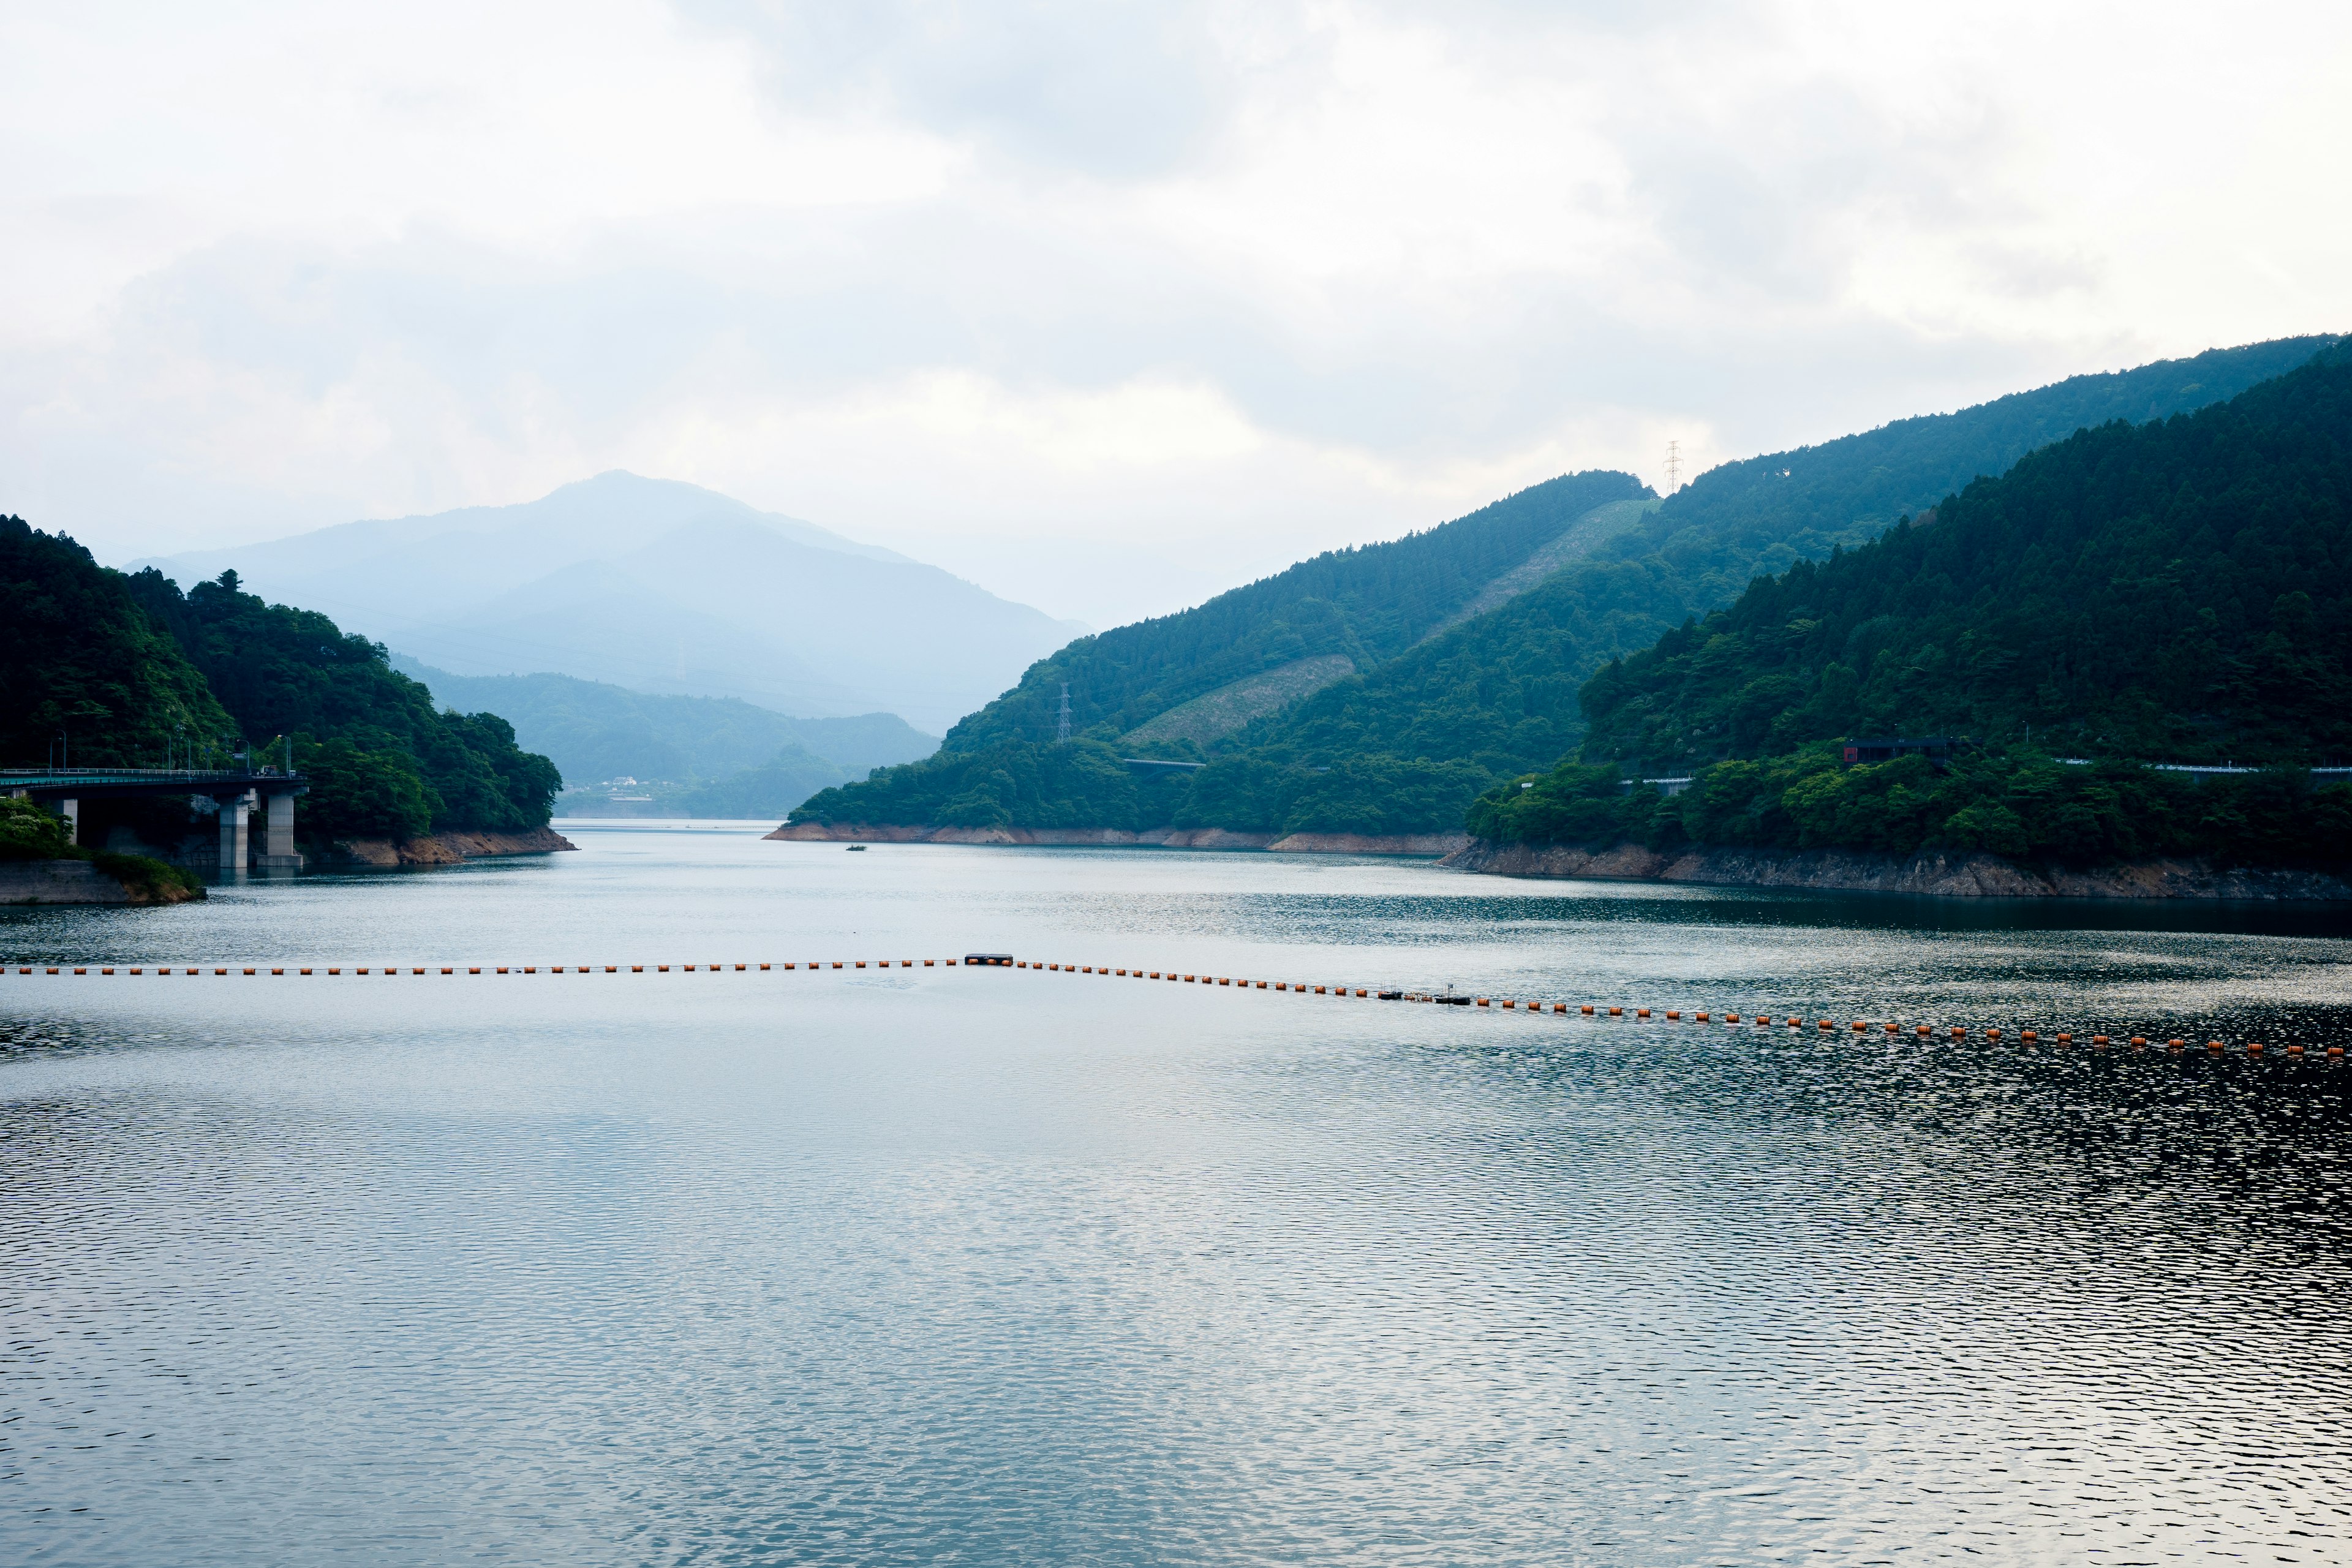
[132,473,1087,734]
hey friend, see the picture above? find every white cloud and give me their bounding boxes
[2,0,2348,625]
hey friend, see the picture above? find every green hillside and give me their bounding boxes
[791,470,1653,829]
[1,516,232,767]
[1474,343,2352,865]
[123,569,560,845]
[796,336,2340,839]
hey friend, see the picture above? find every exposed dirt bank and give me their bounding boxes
[0,859,203,905]
[764,822,1468,856]
[1440,839,2352,899]
[326,827,578,869]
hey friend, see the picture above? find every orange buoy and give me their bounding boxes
[1637,1008,1650,1018]
[2021,1030,2037,1042]
[2206,1039,2223,1050]
[1915,1025,1929,1036]
[2247,1041,2265,1054]
[1608,1006,1623,1017]
[1851,1021,1866,1031]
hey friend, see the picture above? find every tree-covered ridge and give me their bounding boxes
[0,516,232,767]
[794,337,2339,837]
[1191,334,2351,804]
[1604,334,2338,614]
[124,570,561,841]
[1580,344,2352,772]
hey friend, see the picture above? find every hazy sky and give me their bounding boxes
[6,1,2349,625]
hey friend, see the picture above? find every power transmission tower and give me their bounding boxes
[1057,682,1072,743]
[1664,439,1683,492]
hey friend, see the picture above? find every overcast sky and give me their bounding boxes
[5,1,2348,626]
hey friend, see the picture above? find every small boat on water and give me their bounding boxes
[846,844,867,851]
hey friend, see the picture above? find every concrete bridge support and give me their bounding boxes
[216,792,250,873]
[58,798,78,846]
[257,789,302,870]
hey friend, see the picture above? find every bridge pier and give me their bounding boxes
[256,788,301,870]
[214,792,251,873]
[58,797,79,846]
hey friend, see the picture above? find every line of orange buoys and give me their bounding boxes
[4,957,2338,1059]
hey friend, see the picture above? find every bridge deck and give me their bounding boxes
[0,769,306,800]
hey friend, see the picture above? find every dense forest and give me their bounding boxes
[1579,345,2352,769]
[0,512,559,854]
[0,516,232,767]
[1473,344,2352,866]
[123,570,560,843]
[797,336,2342,836]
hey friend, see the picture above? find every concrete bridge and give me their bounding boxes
[0,769,308,870]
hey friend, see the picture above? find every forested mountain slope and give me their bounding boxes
[1,516,230,767]
[790,470,1651,829]
[1,517,564,852]
[1468,343,2352,870]
[1581,344,2352,769]
[795,335,2340,839]
[124,570,560,845]
[1166,336,2349,834]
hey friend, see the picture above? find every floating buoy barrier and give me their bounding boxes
[0,960,2329,1060]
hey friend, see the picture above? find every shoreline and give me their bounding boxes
[322,826,579,868]
[1439,839,2352,900]
[763,822,1469,856]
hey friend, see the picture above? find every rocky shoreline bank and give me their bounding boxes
[1440,839,2352,900]
[763,822,1469,856]
[324,826,579,868]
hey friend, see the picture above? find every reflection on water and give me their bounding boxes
[2,827,2348,1564]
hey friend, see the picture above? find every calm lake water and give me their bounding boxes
[4,823,2350,1565]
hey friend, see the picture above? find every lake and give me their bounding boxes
[4,824,2349,1564]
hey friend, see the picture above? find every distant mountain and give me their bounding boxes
[393,660,937,788]
[130,472,1087,733]
[793,334,2343,838]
